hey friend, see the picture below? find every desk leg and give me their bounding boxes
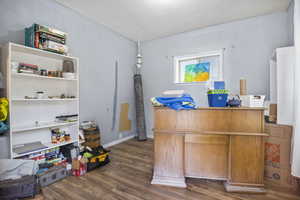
[151,132,186,188]
[225,135,266,193]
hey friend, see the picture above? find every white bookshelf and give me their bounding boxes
[1,42,80,159]
[12,98,78,102]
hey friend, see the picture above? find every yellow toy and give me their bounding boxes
[0,98,8,121]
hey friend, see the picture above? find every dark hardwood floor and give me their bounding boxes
[43,139,300,200]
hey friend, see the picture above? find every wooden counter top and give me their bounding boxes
[153,129,269,136]
[154,106,265,111]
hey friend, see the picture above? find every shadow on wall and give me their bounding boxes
[0,29,24,45]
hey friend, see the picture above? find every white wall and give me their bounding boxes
[141,12,291,137]
[292,0,300,178]
[288,0,295,46]
[0,0,137,145]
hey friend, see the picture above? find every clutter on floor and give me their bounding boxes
[0,175,40,200]
[37,165,68,187]
[0,159,40,199]
[82,146,110,172]
[80,121,101,148]
[79,121,110,173]
[0,121,110,199]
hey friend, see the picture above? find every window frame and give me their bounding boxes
[173,50,224,85]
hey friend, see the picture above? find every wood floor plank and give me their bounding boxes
[42,139,300,200]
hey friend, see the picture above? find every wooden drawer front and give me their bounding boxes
[185,135,228,179]
[230,110,264,133]
[190,110,231,132]
[185,134,229,145]
[154,109,191,131]
[154,109,177,130]
[154,133,185,178]
[228,135,264,185]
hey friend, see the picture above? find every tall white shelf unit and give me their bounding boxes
[1,42,79,159]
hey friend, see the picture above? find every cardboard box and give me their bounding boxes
[72,157,87,177]
[264,123,298,189]
[264,123,292,169]
[269,104,277,116]
[72,157,87,170]
[264,166,298,189]
[265,138,291,169]
[83,127,101,148]
[269,104,277,123]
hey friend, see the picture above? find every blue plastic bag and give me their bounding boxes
[152,94,196,110]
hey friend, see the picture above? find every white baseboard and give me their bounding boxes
[151,176,187,188]
[224,182,266,193]
[103,135,135,148]
[147,134,154,139]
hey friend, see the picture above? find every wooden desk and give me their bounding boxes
[151,107,268,193]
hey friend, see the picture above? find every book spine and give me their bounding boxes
[34,32,39,48]
[40,33,66,45]
[45,40,68,54]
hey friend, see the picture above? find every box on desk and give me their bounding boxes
[240,95,265,107]
[264,123,298,189]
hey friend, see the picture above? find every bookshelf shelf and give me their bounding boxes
[12,98,78,102]
[12,139,78,158]
[12,72,78,81]
[11,43,75,60]
[12,121,78,133]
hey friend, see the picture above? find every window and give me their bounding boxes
[174,50,223,84]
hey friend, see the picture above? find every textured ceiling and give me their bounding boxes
[55,0,291,41]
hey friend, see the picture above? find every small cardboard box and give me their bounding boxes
[268,104,277,123]
[72,157,87,170]
[240,95,265,107]
[269,104,277,116]
[265,166,298,189]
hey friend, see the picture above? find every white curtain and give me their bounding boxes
[292,0,300,178]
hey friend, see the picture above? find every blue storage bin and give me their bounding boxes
[208,93,228,107]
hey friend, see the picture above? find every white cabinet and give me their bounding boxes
[270,46,295,125]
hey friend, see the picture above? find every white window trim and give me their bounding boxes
[174,50,224,85]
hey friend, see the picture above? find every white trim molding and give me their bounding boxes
[103,135,135,148]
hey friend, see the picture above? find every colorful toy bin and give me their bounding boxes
[207,90,229,107]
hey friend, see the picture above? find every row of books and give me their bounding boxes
[25,24,68,55]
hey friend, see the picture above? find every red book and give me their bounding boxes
[34,32,39,48]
